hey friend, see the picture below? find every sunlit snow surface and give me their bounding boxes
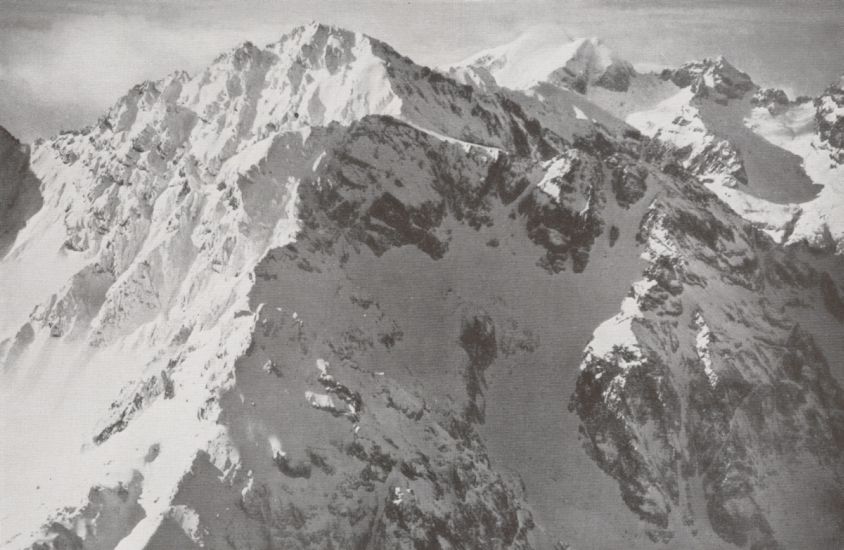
[454,33,619,91]
[0,27,336,544]
[622,80,843,251]
[744,100,844,250]
[582,205,678,371]
[0,126,301,547]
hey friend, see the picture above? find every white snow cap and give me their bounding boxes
[452,28,631,90]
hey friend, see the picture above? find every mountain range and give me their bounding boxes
[1,22,842,550]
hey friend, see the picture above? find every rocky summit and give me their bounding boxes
[1,22,843,550]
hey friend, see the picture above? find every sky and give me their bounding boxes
[0,0,842,142]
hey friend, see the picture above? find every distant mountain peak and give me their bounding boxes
[660,56,755,103]
[449,31,635,93]
[267,21,397,62]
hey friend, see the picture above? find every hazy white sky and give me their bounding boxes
[1,0,842,141]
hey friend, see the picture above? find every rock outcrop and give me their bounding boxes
[0,126,43,258]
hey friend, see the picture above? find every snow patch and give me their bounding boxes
[572,105,588,120]
[537,155,574,201]
[305,391,336,410]
[404,121,502,157]
[582,279,656,369]
[693,312,718,387]
[316,358,329,375]
[312,151,326,172]
[268,435,283,457]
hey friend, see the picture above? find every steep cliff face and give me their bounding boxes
[659,57,755,105]
[1,23,842,550]
[571,152,844,547]
[0,126,43,258]
[815,76,844,160]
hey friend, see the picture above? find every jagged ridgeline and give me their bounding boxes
[1,22,843,550]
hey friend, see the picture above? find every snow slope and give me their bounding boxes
[597,59,844,252]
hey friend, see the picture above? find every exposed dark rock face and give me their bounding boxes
[751,88,789,107]
[545,56,635,95]
[366,191,449,259]
[571,352,681,530]
[160,343,535,549]
[609,225,620,247]
[661,57,755,104]
[694,323,844,548]
[460,313,498,423]
[611,161,648,208]
[91,367,176,445]
[30,473,145,550]
[0,126,43,258]
[751,88,790,114]
[820,272,844,321]
[594,62,636,92]
[287,115,630,276]
[569,148,844,546]
[292,117,501,261]
[815,78,844,160]
[519,190,602,274]
[687,140,748,185]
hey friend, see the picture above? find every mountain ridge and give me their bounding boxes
[447,30,843,253]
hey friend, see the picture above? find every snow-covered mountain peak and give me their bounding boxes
[264,22,381,71]
[552,36,636,92]
[90,21,613,175]
[659,56,755,104]
[179,24,403,152]
[445,64,498,91]
[211,39,263,66]
[449,31,635,93]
